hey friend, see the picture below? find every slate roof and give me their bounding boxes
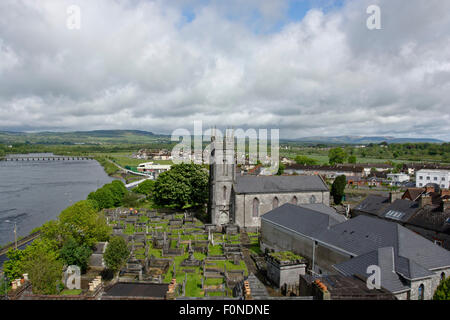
[353,195,389,215]
[104,282,168,298]
[403,188,425,201]
[234,175,328,194]
[379,199,419,222]
[354,193,450,234]
[407,207,450,233]
[334,247,410,293]
[261,203,339,237]
[299,203,347,224]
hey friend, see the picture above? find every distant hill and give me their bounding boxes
[0,130,445,145]
[289,135,444,144]
[0,130,171,145]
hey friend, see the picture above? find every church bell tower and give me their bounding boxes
[208,128,235,226]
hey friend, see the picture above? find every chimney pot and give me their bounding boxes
[442,199,450,212]
[419,194,432,208]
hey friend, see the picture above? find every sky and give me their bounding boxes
[0,0,449,140]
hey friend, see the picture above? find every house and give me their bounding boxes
[353,187,450,249]
[416,169,450,188]
[387,173,410,186]
[260,203,450,300]
[284,164,365,178]
[137,162,171,178]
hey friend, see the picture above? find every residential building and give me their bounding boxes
[137,162,171,178]
[416,169,450,188]
[352,187,450,249]
[387,173,410,186]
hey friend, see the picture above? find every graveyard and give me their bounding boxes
[103,207,251,298]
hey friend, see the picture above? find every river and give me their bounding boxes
[0,153,115,248]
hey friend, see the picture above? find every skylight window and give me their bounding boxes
[385,210,405,221]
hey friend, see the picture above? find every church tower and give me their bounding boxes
[208,128,235,226]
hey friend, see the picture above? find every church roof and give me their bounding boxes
[234,175,328,194]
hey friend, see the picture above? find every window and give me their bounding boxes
[418,284,425,300]
[434,177,438,181]
[442,177,446,181]
[442,184,445,188]
[426,176,430,180]
[223,186,227,201]
[291,196,298,205]
[252,198,259,218]
[419,183,423,187]
[441,272,446,281]
[272,197,279,209]
[310,195,317,204]
[419,176,423,180]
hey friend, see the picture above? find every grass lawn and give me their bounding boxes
[208,244,223,255]
[205,278,224,286]
[249,244,262,255]
[60,289,82,295]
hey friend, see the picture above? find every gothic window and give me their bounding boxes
[252,198,259,217]
[310,195,317,204]
[291,196,298,205]
[273,197,279,209]
[223,186,227,200]
[418,284,425,300]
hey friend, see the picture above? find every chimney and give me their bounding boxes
[389,192,402,203]
[419,194,432,208]
[441,199,450,212]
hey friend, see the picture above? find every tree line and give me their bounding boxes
[3,180,130,295]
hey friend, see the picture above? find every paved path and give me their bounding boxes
[240,231,258,275]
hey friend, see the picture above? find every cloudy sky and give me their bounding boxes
[0,0,449,140]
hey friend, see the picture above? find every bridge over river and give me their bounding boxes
[1,156,94,161]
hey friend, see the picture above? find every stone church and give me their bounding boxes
[208,134,330,229]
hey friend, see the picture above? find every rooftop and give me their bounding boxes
[234,174,328,194]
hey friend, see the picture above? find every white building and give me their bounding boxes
[387,173,410,185]
[416,169,450,188]
[137,162,172,178]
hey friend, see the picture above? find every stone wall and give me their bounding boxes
[234,191,330,228]
[266,258,306,288]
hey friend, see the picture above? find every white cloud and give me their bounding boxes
[0,0,449,140]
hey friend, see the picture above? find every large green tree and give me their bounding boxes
[21,240,63,295]
[55,200,111,247]
[133,179,155,196]
[88,186,115,209]
[295,155,318,165]
[433,276,450,300]
[3,248,26,281]
[331,175,347,205]
[88,180,128,209]
[348,155,357,164]
[59,237,93,273]
[152,163,209,209]
[104,236,129,272]
[328,148,348,165]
